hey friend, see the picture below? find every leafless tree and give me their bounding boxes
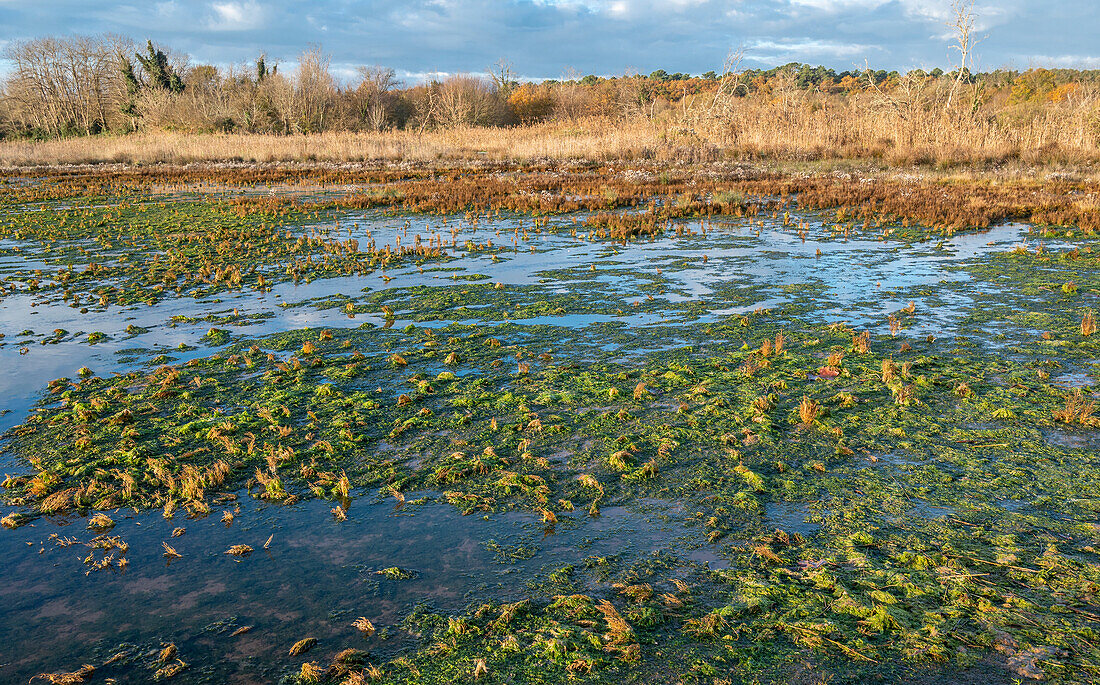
[552,67,589,121]
[945,0,981,112]
[488,58,516,99]
[354,66,399,131]
[864,63,935,146]
[708,46,746,117]
[436,75,501,127]
[2,34,132,136]
[292,47,336,133]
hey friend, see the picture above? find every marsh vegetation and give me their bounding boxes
[0,162,1098,684]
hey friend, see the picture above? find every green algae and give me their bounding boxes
[2,180,1100,684]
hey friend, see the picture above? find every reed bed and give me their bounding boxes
[2,104,1098,171]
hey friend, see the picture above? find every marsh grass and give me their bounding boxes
[30,665,95,684]
[1082,309,1096,337]
[289,637,318,657]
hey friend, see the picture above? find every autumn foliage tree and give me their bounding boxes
[507,83,554,124]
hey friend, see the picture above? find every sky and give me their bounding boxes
[0,0,1097,82]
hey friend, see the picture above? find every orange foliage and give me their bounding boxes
[508,84,554,124]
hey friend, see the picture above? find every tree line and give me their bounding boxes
[1,34,1098,142]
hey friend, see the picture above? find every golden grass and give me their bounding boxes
[3,104,1098,172]
[158,644,177,663]
[31,665,95,684]
[472,659,489,680]
[87,512,114,530]
[1082,309,1097,337]
[299,662,323,683]
[1053,389,1098,426]
[352,617,375,637]
[798,396,820,427]
[289,637,318,657]
[0,119,664,166]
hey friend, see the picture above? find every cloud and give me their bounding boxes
[206,1,264,31]
[1023,54,1100,68]
[749,38,877,59]
[787,0,886,10]
[529,0,707,17]
[0,0,1095,78]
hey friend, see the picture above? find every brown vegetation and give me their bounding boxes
[2,35,1100,170]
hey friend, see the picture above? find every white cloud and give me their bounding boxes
[206,1,264,31]
[788,0,887,10]
[531,0,706,17]
[748,38,876,58]
[1023,54,1100,68]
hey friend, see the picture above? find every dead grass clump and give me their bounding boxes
[1053,389,1098,426]
[797,396,820,427]
[353,617,376,637]
[290,637,318,657]
[1082,310,1097,337]
[31,665,95,684]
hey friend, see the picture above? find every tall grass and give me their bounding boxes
[2,89,1097,169]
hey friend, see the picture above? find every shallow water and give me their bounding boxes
[0,212,1039,435]
[0,490,710,682]
[0,198,1090,681]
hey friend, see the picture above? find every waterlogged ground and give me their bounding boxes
[1,172,1099,684]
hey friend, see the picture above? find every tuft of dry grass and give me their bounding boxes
[299,662,323,683]
[153,659,187,679]
[798,396,820,427]
[289,637,318,657]
[472,659,489,680]
[1082,310,1097,337]
[1053,388,1098,426]
[158,644,177,663]
[31,665,95,684]
[352,617,375,637]
[87,512,115,530]
[594,599,635,645]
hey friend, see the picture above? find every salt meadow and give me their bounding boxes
[1,164,1099,684]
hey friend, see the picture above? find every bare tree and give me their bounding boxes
[354,66,399,131]
[944,0,981,112]
[414,82,439,135]
[488,58,516,99]
[436,75,501,127]
[2,34,133,136]
[708,46,746,117]
[864,63,934,147]
[552,67,589,121]
[293,47,336,133]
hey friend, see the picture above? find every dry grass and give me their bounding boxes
[3,101,1098,171]
[352,617,376,637]
[289,637,318,657]
[1053,389,1098,426]
[1081,310,1097,337]
[0,119,666,166]
[162,541,182,559]
[798,396,821,427]
[31,665,95,684]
